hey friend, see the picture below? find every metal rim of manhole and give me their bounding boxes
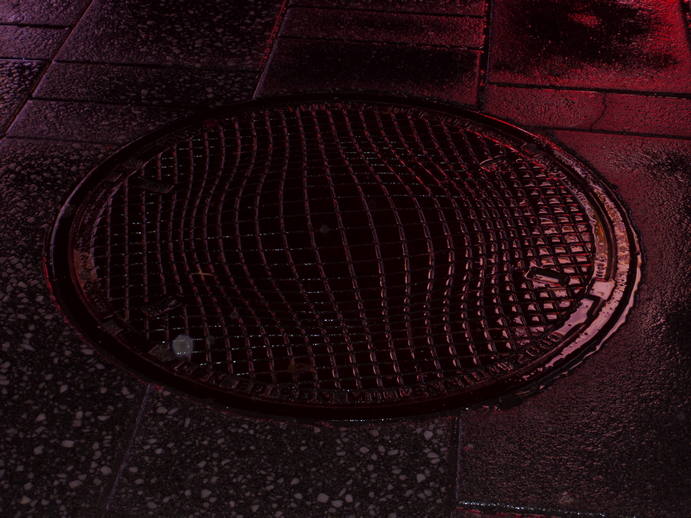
[45,96,640,418]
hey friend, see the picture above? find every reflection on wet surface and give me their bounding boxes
[495,0,677,72]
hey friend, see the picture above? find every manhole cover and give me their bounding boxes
[46,98,639,417]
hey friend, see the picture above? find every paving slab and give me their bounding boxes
[105,389,457,517]
[0,25,67,59]
[8,99,191,144]
[257,38,481,105]
[0,59,44,132]
[288,0,487,16]
[36,62,258,107]
[484,85,691,137]
[58,0,284,69]
[0,139,146,517]
[281,7,486,48]
[488,0,691,93]
[0,0,90,26]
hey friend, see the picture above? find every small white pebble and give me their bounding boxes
[423,430,433,440]
[201,489,211,499]
[61,440,74,448]
[172,334,194,357]
[316,493,329,503]
[416,474,426,482]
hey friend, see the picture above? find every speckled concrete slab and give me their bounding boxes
[7,100,191,144]
[0,139,147,517]
[0,26,67,60]
[0,0,90,26]
[58,0,283,69]
[35,63,259,108]
[104,389,457,518]
[0,60,44,132]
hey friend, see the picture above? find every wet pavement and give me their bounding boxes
[0,1,689,517]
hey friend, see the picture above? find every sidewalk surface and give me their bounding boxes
[1,1,689,516]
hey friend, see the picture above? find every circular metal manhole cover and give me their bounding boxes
[46,98,639,418]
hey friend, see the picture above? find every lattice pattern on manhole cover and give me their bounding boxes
[46,98,639,417]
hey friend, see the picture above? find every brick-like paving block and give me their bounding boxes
[58,0,282,69]
[289,0,486,16]
[484,85,606,130]
[8,100,191,144]
[592,93,691,137]
[36,62,258,107]
[484,85,691,137]
[488,0,691,93]
[257,37,481,105]
[281,7,485,48]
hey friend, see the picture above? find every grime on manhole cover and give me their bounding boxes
[46,97,639,418]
